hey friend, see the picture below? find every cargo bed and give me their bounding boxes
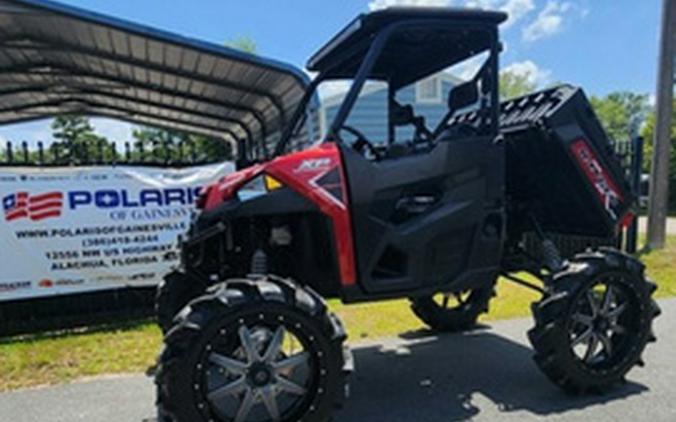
[449,85,635,238]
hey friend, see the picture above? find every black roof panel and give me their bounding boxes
[307,7,507,73]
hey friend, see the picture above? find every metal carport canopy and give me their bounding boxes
[0,0,312,158]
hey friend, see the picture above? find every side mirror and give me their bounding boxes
[447,81,479,114]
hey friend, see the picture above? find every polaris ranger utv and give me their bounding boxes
[155,8,660,422]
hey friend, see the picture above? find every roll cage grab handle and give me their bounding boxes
[274,20,501,157]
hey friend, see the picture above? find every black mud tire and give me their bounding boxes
[528,248,660,394]
[156,271,208,334]
[410,284,496,332]
[155,275,350,422]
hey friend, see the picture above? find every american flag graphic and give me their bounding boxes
[2,191,64,222]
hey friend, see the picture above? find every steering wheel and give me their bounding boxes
[339,125,380,159]
[411,116,433,146]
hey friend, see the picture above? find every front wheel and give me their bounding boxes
[155,275,351,422]
[156,270,208,334]
[529,248,660,394]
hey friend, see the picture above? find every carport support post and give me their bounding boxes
[236,138,248,170]
[647,0,675,250]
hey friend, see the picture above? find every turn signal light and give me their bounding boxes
[264,175,283,191]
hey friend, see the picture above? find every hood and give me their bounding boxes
[197,143,345,212]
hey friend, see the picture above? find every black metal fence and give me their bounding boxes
[612,137,644,182]
[1,139,227,167]
[612,136,644,254]
[0,287,155,337]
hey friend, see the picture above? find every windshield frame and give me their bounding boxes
[273,75,323,157]
[274,19,501,158]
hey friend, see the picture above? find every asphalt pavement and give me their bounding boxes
[1,299,675,422]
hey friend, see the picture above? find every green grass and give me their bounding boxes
[640,238,676,298]
[1,236,674,392]
[0,322,161,392]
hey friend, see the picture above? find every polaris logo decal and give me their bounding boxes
[3,187,201,223]
[68,187,201,210]
[570,139,623,221]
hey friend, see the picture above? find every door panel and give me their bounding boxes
[342,135,504,295]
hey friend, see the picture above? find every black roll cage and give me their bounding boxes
[274,19,502,157]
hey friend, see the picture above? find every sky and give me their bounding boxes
[0,0,663,146]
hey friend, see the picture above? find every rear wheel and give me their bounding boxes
[410,284,495,332]
[529,249,660,394]
[155,275,351,422]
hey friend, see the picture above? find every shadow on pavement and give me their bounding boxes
[335,327,647,421]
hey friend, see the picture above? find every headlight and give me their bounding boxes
[238,174,284,200]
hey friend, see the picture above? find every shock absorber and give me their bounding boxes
[541,238,564,272]
[250,248,268,275]
[248,219,268,275]
[529,214,564,273]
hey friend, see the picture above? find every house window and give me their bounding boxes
[415,76,442,103]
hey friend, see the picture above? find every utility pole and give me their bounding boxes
[647,0,675,249]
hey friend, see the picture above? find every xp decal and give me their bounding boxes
[294,158,332,173]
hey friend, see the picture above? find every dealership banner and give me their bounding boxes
[0,163,233,302]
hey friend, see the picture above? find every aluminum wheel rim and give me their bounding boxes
[568,277,637,369]
[434,290,473,310]
[200,319,316,422]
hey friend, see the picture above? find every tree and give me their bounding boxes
[52,115,93,145]
[131,126,233,163]
[51,115,111,164]
[225,36,257,54]
[191,134,233,162]
[590,92,650,141]
[641,101,676,211]
[499,70,536,100]
[131,126,185,162]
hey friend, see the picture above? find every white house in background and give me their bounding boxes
[320,72,461,143]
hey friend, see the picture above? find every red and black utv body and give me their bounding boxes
[156,8,659,422]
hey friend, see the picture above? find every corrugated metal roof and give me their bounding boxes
[0,0,311,157]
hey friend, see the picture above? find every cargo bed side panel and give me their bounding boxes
[448,85,635,238]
